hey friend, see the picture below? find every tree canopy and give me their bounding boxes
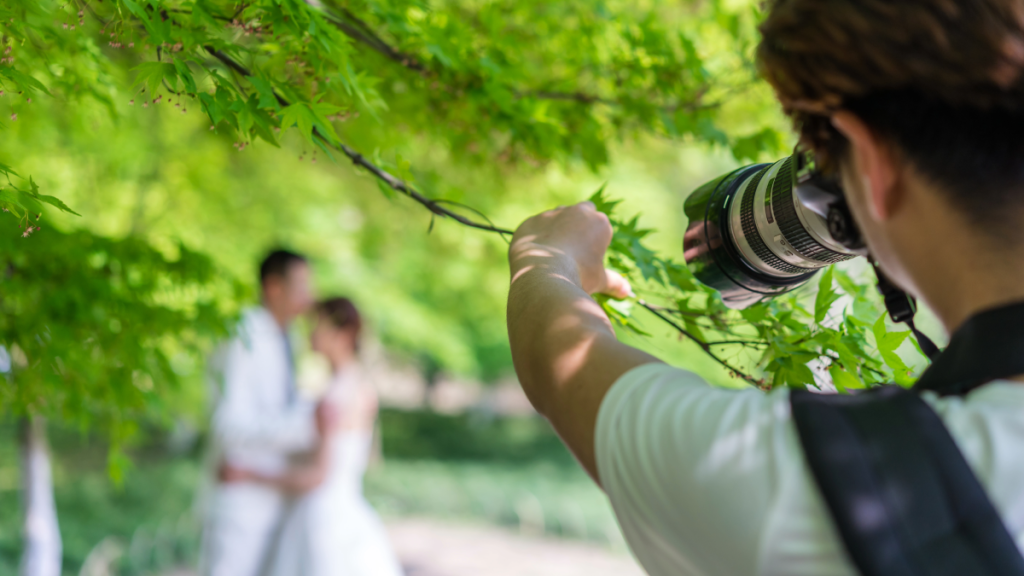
[0,0,783,219]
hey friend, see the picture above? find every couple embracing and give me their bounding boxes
[200,250,402,576]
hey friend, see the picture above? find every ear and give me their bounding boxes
[831,112,901,221]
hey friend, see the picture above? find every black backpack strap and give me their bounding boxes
[791,386,1024,576]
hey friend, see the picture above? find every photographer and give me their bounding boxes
[507,1,1024,574]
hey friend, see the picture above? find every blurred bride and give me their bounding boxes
[221,297,403,576]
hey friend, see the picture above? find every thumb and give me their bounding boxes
[597,269,634,300]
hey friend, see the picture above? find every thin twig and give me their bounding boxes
[321,4,428,73]
[524,89,713,113]
[638,300,761,386]
[431,200,512,243]
[638,299,751,330]
[206,48,515,236]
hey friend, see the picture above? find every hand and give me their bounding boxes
[218,462,255,484]
[510,202,632,298]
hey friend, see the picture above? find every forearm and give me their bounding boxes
[507,248,619,412]
[505,202,662,482]
[507,245,658,479]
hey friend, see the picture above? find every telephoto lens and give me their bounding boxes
[682,151,865,309]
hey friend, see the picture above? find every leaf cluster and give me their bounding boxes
[0,0,786,222]
[0,212,245,476]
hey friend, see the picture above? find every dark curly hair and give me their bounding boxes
[758,0,1024,230]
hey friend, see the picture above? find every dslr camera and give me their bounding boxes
[683,149,867,309]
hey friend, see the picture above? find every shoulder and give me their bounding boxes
[596,364,790,452]
[923,382,1024,473]
[594,364,822,574]
[924,382,1024,531]
[239,306,275,332]
[596,364,795,478]
[328,369,378,406]
[231,307,278,347]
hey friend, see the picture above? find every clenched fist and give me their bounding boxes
[509,202,632,299]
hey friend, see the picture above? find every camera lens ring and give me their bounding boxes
[701,166,817,297]
[771,159,854,265]
[739,167,813,276]
[683,152,861,309]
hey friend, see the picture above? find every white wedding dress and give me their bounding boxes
[265,370,403,576]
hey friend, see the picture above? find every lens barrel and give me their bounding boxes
[683,155,859,308]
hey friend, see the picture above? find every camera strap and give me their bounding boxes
[871,262,941,360]
[792,300,1024,576]
[913,301,1024,396]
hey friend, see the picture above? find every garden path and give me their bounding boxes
[389,517,645,576]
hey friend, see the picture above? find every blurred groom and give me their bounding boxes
[201,249,318,576]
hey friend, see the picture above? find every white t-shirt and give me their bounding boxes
[595,363,1024,576]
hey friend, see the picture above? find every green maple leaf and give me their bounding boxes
[814,266,840,324]
[829,365,864,392]
[872,314,911,376]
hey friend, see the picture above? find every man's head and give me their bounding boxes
[758,0,1024,327]
[259,249,314,326]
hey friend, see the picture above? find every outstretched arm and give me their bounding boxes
[507,202,661,484]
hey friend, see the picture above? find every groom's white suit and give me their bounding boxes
[202,306,315,576]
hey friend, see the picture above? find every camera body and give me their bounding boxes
[683,150,866,308]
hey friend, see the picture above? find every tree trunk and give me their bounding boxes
[18,416,62,576]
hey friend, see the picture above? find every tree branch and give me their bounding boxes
[637,300,762,386]
[205,57,759,386]
[206,48,514,236]
[314,1,428,73]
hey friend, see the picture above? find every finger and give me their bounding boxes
[597,269,634,299]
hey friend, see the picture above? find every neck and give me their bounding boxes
[883,179,1024,335]
[899,219,1024,335]
[926,271,1024,336]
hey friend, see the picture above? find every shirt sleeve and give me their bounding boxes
[594,363,799,576]
[213,333,315,454]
